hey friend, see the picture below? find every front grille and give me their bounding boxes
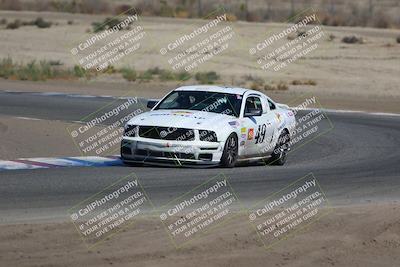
[124,125,137,137]
[138,126,195,141]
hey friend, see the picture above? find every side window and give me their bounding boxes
[268,99,276,110]
[245,96,263,113]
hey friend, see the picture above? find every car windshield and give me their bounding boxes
[155,90,243,117]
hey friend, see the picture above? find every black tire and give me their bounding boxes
[220,133,238,168]
[269,131,290,166]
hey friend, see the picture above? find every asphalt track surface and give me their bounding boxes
[0,90,400,222]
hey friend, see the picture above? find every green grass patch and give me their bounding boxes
[195,71,219,84]
[0,58,91,81]
[120,67,137,81]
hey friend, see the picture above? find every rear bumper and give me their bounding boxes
[120,137,224,166]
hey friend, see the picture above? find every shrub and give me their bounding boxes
[176,71,191,81]
[174,5,189,18]
[6,19,21,29]
[73,65,86,78]
[195,71,219,84]
[92,17,120,33]
[328,34,336,41]
[5,17,52,29]
[225,13,238,22]
[342,35,365,44]
[139,70,153,81]
[291,79,317,86]
[102,65,117,74]
[120,67,137,81]
[16,61,41,81]
[91,21,105,33]
[0,57,15,78]
[105,17,122,28]
[0,18,7,25]
[263,82,288,91]
[263,84,274,91]
[159,69,175,81]
[159,2,174,17]
[49,60,63,66]
[147,67,162,75]
[250,81,262,90]
[276,82,288,90]
[34,17,52,28]
[38,60,53,78]
[243,75,264,85]
[91,17,131,33]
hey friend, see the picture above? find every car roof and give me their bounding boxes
[174,85,263,95]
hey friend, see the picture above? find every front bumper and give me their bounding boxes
[120,137,224,166]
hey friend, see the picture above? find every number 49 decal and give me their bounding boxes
[255,124,267,144]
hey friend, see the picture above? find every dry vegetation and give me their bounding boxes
[0,0,399,28]
[0,58,222,84]
[0,56,318,89]
[342,35,366,44]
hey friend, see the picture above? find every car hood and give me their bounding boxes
[127,109,237,130]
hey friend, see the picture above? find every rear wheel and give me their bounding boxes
[220,133,238,168]
[269,131,290,165]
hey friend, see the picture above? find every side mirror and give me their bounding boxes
[147,100,158,109]
[244,109,262,117]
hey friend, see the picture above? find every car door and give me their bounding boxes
[255,97,279,155]
[240,94,276,157]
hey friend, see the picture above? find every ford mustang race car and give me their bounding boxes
[120,85,296,167]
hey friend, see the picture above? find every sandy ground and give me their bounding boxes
[1,204,399,267]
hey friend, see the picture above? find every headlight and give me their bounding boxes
[199,130,217,142]
[123,125,138,137]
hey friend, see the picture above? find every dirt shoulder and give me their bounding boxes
[1,203,399,267]
[0,114,81,159]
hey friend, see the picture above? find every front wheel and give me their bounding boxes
[220,133,238,168]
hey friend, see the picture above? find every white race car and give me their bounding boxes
[121,85,296,167]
